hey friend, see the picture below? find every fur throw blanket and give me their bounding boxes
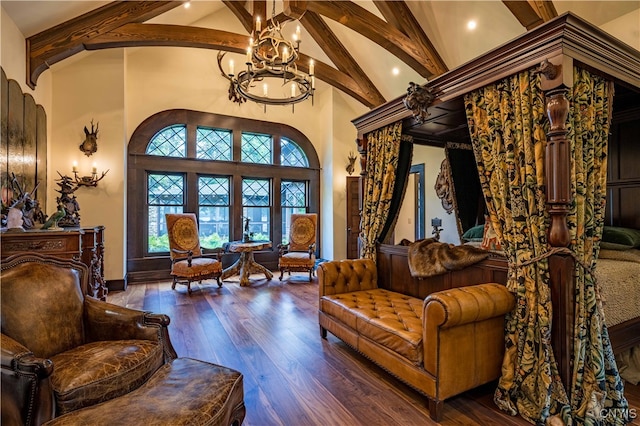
[407,238,490,278]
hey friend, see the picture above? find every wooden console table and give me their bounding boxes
[221,240,273,286]
[1,226,107,300]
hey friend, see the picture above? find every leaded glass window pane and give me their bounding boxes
[197,127,232,161]
[241,133,272,164]
[198,176,230,248]
[243,178,271,240]
[148,174,184,205]
[147,173,184,253]
[242,179,270,206]
[281,138,309,167]
[281,180,308,243]
[146,125,186,157]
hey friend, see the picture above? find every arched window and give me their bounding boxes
[127,109,320,283]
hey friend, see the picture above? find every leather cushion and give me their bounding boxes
[321,289,424,364]
[171,258,222,279]
[279,252,316,268]
[44,357,245,426]
[1,262,85,359]
[50,340,164,414]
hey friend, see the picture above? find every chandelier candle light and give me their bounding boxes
[218,5,315,111]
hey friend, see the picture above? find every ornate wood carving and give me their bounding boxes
[403,82,439,124]
[434,158,454,214]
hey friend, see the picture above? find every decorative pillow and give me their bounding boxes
[480,219,501,251]
[601,226,640,250]
[462,224,485,242]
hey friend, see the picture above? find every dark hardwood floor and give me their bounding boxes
[108,273,640,426]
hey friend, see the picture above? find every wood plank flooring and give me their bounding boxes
[108,274,640,426]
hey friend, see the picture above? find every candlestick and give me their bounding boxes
[246,48,252,64]
[291,83,296,97]
[309,59,314,75]
[92,163,97,174]
[229,59,234,75]
[296,25,301,42]
[72,161,78,173]
[263,83,268,97]
[282,47,289,63]
[256,16,261,32]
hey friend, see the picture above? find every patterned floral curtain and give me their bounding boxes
[359,121,402,259]
[464,66,627,425]
[562,68,627,425]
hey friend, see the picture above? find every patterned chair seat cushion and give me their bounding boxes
[50,340,164,414]
[321,289,424,364]
[279,252,316,268]
[171,258,222,279]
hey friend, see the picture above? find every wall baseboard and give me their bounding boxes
[106,278,127,292]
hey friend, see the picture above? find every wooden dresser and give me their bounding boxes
[1,226,107,300]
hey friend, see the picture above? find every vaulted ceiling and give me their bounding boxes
[4,1,639,109]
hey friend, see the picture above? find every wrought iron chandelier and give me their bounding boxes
[218,2,315,110]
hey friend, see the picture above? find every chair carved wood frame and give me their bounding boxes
[165,213,224,294]
[278,213,317,281]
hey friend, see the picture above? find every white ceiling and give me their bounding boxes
[2,0,639,106]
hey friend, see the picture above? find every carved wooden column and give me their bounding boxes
[545,87,572,247]
[356,135,368,256]
[540,57,575,391]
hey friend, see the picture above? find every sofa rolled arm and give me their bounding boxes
[83,297,178,361]
[318,259,378,297]
[424,283,515,329]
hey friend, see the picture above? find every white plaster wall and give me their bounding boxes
[601,9,640,50]
[0,7,52,108]
[411,145,460,244]
[50,49,126,280]
[329,90,366,260]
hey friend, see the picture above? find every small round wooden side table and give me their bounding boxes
[221,241,273,286]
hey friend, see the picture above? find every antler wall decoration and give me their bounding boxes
[346,152,357,175]
[79,119,99,157]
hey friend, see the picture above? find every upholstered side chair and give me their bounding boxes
[1,254,177,426]
[165,213,224,294]
[277,213,317,281]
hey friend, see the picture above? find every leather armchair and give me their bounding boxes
[1,254,177,426]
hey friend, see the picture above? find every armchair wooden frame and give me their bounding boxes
[166,213,225,294]
[277,213,318,281]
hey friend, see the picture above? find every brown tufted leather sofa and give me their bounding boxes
[318,258,515,421]
[1,254,178,426]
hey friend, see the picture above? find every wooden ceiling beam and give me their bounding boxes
[25,1,181,89]
[283,1,308,20]
[305,1,437,78]
[530,1,558,22]
[503,0,557,30]
[222,1,254,33]
[85,23,379,108]
[299,11,385,106]
[372,0,447,75]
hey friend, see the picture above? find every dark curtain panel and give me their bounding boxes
[378,138,413,243]
[446,143,483,237]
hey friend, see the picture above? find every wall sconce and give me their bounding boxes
[431,217,443,241]
[72,161,109,187]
